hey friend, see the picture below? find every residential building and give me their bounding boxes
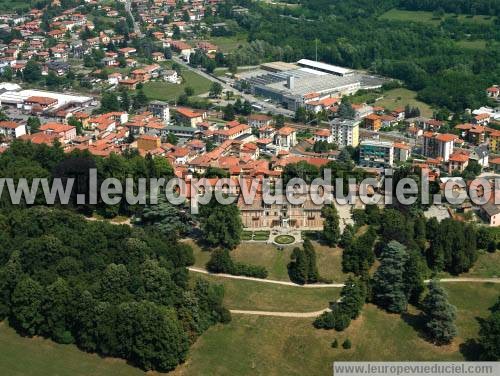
[393,142,411,163]
[137,134,161,152]
[119,78,139,90]
[481,202,500,226]
[39,122,76,142]
[447,151,469,174]
[359,140,394,168]
[330,118,359,148]
[162,69,178,83]
[259,125,276,140]
[170,40,193,61]
[275,126,297,151]
[489,130,500,153]
[0,121,26,138]
[352,103,374,120]
[215,123,251,142]
[469,144,489,167]
[422,132,457,162]
[175,107,206,127]
[473,113,490,126]
[313,129,333,144]
[149,100,170,123]
[364,114,381,131]
[489,157,500,173]
[248,114,273,128]
[486,86,499,100]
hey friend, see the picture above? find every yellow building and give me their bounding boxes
[490,131,500,153]
[137,134,161,152]
[330,118,359,148]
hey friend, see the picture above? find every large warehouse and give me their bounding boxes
[0,88,93,113]
[236,59,386,111]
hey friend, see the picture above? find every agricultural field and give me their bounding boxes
[379,9,495,26]
[143,70,212,102]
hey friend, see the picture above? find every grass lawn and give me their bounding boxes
[143,70,212,102]
[172,283,500,376]
[0,322,150,376]
[1,278,498,376]
[209,34,249,53]
[457,251,500,278]
[188,240,347,282]
[193,273,339,312]
[437,251,500,279]
[379,9,494,26]
[374,88,434,117]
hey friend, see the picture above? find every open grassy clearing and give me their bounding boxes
[209,34,249,53]
[455,40,488,51]
[143,70,211,102]
[441,251,500,279]
[379,9,495,26]
[0,278,498,376]
[173,283,500,376]
[375,88,434,117]
[0,322,152,376]
[349,88,433,117]
[188,240,347,282]
[193,273,339,312]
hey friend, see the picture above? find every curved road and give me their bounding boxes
[125,0,143,38]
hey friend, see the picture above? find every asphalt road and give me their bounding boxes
[172,56,294,117]
[125,0,143,38]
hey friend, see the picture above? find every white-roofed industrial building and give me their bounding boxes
[297,59,354,77]
[0,89,93,113]
[236,59,387,111]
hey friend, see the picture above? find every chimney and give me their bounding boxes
[287,76,295,89]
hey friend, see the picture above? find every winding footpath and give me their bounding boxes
[188,266,500,288]
[187,267,344,288]
[229,308,331,318]
[189,267,500,317]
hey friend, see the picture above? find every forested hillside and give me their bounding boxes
[217,0,500,112]
[399,0,500,15]
[0,207,229,372]
[0,140,231,372]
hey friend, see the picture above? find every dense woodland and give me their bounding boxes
[399,0,500,15]
[215,0,499,112]
[0,141,232,372]
[0,207,229,371]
